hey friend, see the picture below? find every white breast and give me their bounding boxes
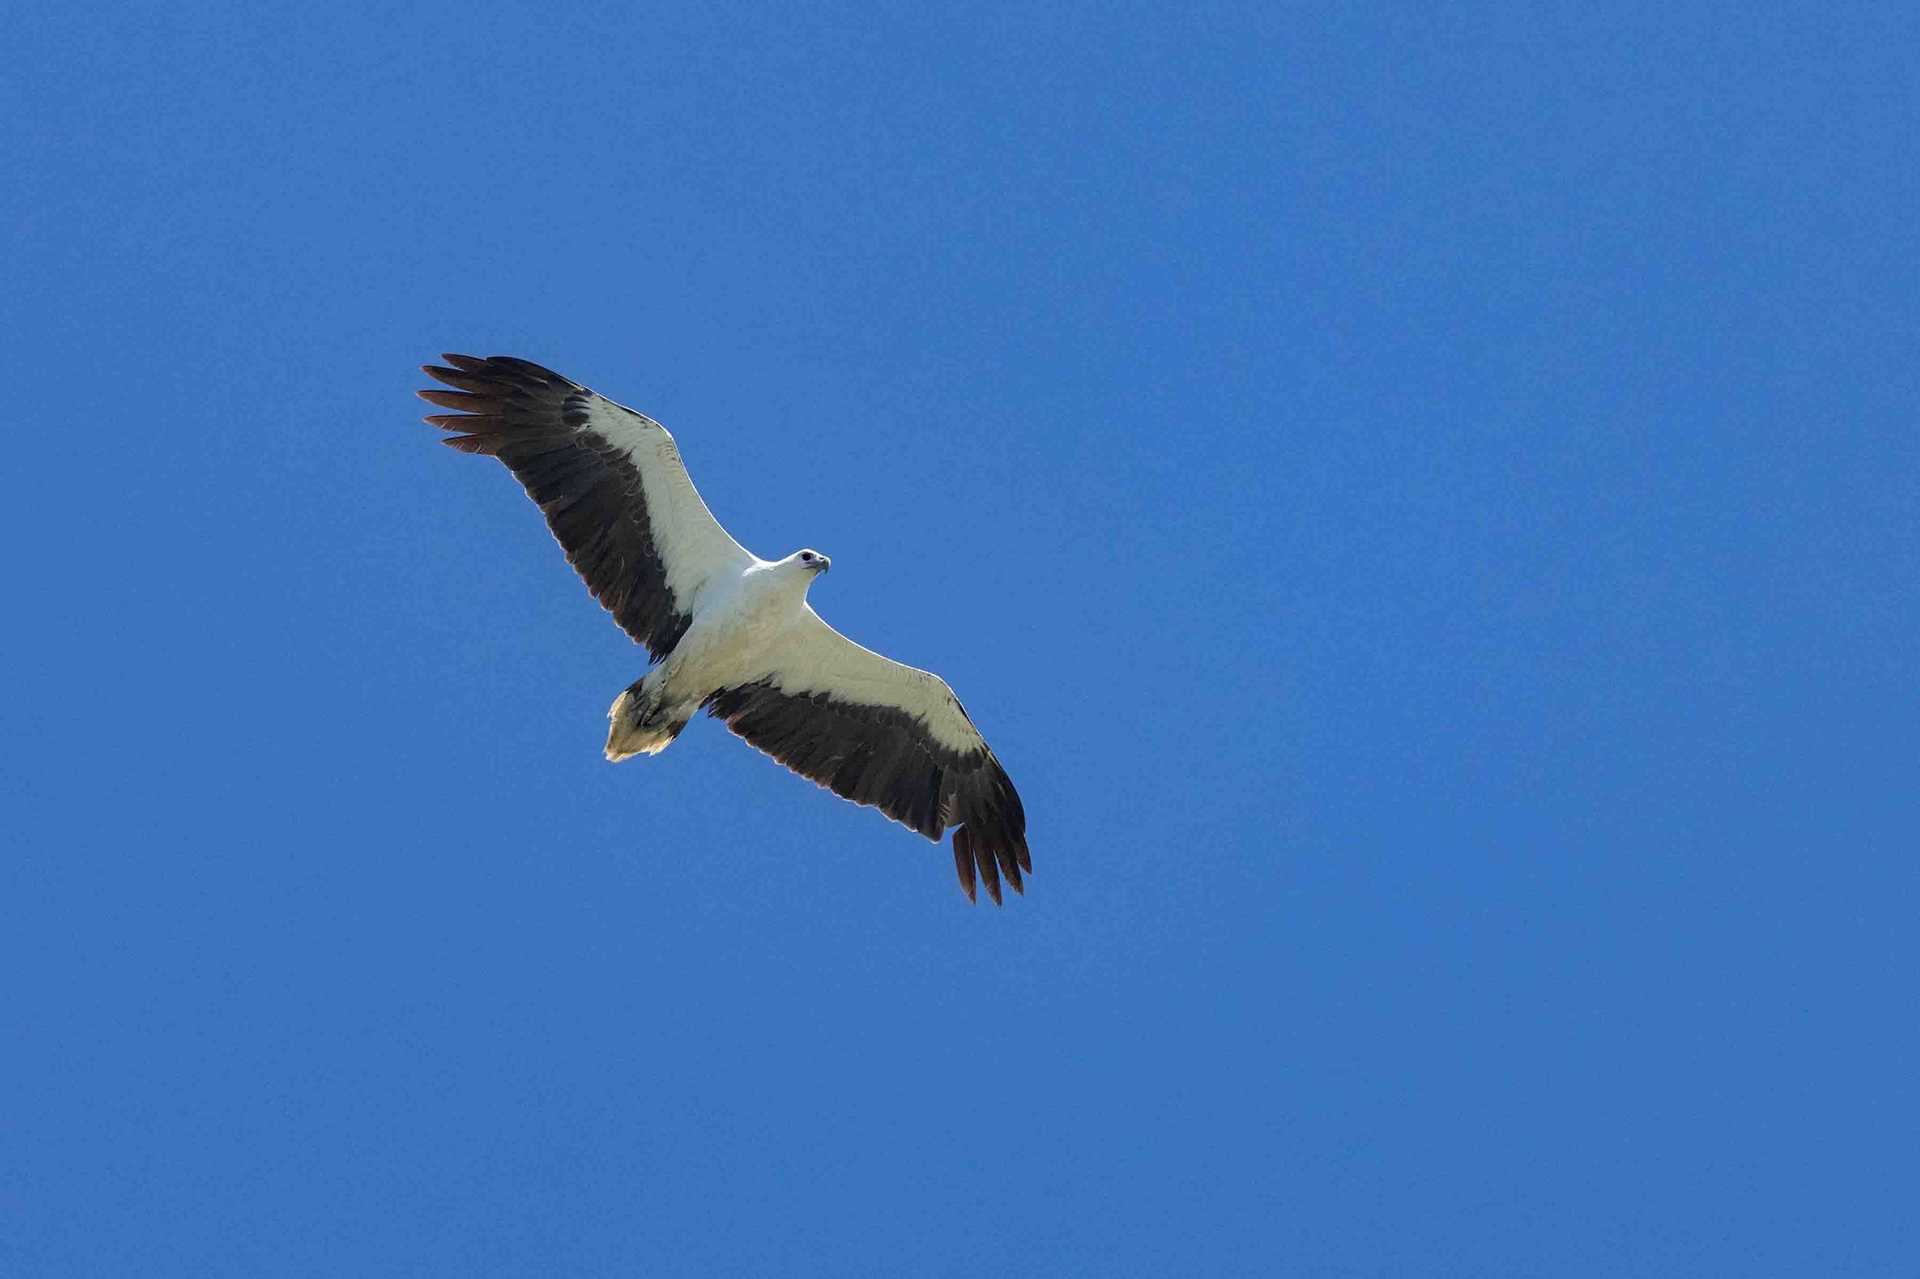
[666,563,807,696]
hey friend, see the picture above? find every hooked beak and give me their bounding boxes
[815,556,832,573]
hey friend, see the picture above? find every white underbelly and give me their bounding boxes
[661,586,795,702]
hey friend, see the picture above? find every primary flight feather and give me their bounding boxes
[418,354,1030,903]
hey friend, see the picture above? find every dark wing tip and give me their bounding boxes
[427,353,572,386]
[946,758,1027,906]
[423,412,499,431]
[418,389,486,411]
[993,841,1024,896]
[481,353,569,381]
[972,831,1004,906]
[952,829,978,903]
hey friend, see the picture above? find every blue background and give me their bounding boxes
[5,4,1916,1274]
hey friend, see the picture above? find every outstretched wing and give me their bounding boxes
[703,609,1030,904]
[418,354,755,659]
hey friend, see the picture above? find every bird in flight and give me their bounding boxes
[418,355,1030,903]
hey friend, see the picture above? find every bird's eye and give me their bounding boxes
[801,552,814,562]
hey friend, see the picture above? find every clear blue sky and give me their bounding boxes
[4,3,1916,1274]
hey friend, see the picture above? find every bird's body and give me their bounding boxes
[418,354,1029,903]
[605,555,821,759]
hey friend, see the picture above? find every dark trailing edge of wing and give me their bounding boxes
[703,680,1031,904]
[418,354,692,660]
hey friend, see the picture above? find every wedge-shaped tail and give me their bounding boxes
[605,681,690,761]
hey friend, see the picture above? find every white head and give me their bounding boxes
[782,548,831,581]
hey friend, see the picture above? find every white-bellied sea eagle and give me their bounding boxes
[418,355,1030,903]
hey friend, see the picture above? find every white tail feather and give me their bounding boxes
[605,685,686,760]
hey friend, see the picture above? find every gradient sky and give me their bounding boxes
[5,3,1917,1274]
